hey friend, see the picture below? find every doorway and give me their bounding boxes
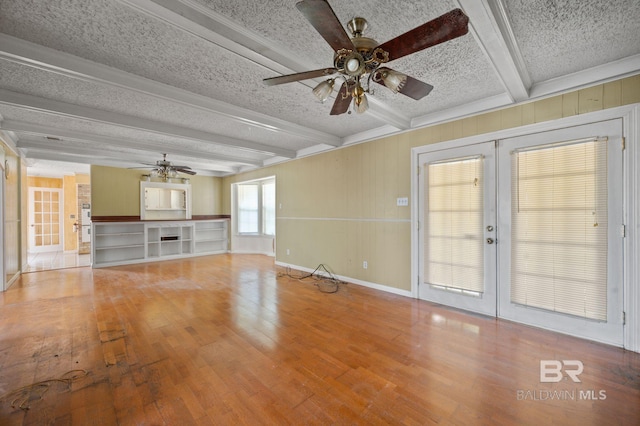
[415,119,624,346]
[25,167,91,272]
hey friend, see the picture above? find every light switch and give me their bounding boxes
[396,197,409,206]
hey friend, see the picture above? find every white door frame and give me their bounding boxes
[0,152,5,291]
[411,104,640,352]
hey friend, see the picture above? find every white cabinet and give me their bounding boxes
[140,182,192,221]
[92,219,227,268]
[194,221,228,254]
[93,223,145,266]
[147,223,194,258]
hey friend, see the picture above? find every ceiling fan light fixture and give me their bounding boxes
[353,85,368,114]
[341,51,366,76]
[379,68,407,93]
[346,58,360,72]
[354,94,368,114]
[312,78,335,102]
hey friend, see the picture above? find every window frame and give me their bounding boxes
[233,177,275,237]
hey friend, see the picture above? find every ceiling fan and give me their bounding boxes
[263,0,469,115]
[139,154,196,181]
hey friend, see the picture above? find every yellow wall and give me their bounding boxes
[91,165,223,216]
[189,175,223,215]
[223,74,640,292]
[91,166,142,216]
[27,176,63,188]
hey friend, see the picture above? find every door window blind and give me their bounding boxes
[425,157,484,294]
[511,138,608,321]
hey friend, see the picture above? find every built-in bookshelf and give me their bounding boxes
[92,220,227,268]
[93,223,145,265]
[194,221,228,254]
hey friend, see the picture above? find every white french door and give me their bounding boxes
[418,141,497,316]
[417,119,624,346]
[28,187,63,253]
[497,119,624,345]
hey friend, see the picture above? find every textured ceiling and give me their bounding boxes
[0,0,639,177]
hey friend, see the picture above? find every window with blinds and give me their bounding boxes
[237,184,259,233]
[262,181,276,236]
[425,156,484,294]
[511,138,608,321]
[236,177,276,236]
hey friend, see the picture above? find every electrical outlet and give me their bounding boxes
[363,260,368,269]
[397,197,409,206]
[286,249,290,255]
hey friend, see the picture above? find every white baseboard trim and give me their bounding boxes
[274,261,413,298]
[232,250,275,257]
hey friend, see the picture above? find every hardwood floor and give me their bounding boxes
[0,254,638,425]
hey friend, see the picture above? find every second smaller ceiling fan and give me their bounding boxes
[139,154,196,181]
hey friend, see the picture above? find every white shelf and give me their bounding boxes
[194,221,227,254]
[96,244,144,250]
[92,219,228,268]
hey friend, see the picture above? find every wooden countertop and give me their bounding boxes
[91,215,230,222]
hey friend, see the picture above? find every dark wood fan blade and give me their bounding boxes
[373,68,434,100]
[330,82,352,115]
[399,75,434,100]
[174,168,196,175]
[263,68,337,86]
[296,0,354,52]
[376,8,469,62]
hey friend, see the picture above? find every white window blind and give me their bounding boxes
[238,184,259,233]
[511,138,608,321]
[425,156,484,294]
[262,181,275,236]
[236,178,276,236]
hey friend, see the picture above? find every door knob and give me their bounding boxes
[486,238,494,244]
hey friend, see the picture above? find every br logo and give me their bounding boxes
[540,360,583,383]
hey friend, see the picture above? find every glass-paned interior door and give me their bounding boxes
[28,187,63,253]
[418,142,497,316]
